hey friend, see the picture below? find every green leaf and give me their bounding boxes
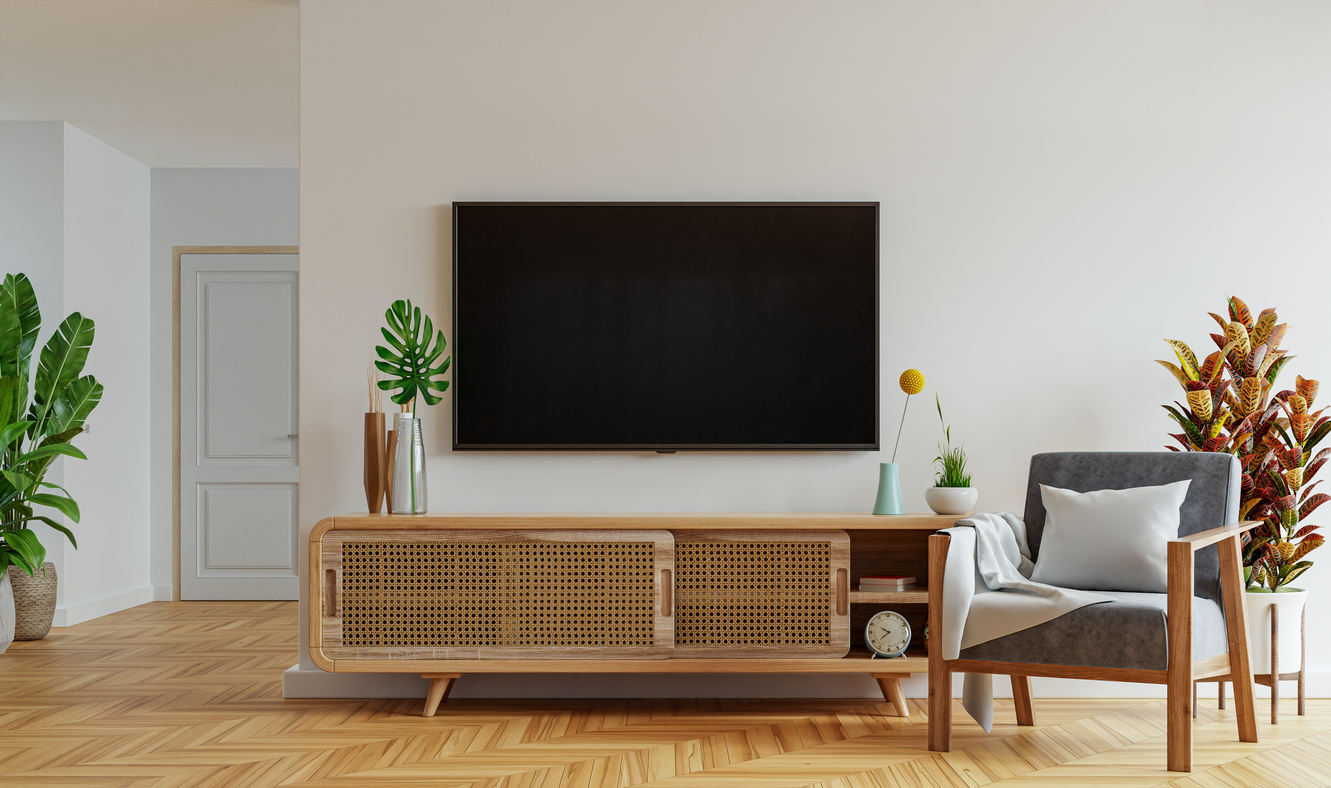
[0,418,33,449]
[30,312,95,438]
[1266,354,1293,384]
[1306,419,1331,454]
[1,544,33,575]
[3,527,45,574]
[18,442,86,463]
[46,376,102,436]
[374,345,406,364]
[30,516,76,549]
[0,375,18,432]
[378,327,408,354]
[375,299,450,408]
[37,480,71,496]
[2,469,34,492]
[29,492,80,522]
[0,273,41,383]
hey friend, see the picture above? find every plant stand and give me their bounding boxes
[1194,602,1304,723]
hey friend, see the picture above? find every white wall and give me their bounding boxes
[295,1,1331,698]
[60,124,152,624]
[0,121,68,587]
[0,122,153,625]
[148,168,299,594]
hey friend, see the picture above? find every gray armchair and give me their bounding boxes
[927,452,1259,772]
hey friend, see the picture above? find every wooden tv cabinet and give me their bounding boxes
[309,512,959,716]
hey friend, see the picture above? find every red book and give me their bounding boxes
[860,575,916,586]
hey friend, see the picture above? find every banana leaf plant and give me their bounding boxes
[374,299,450,408]
[0,273,102,577]
[1157,296,1322,589]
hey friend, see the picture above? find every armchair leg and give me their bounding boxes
[1219,536,1257,743]
[1012,675,1036,726]
[928,663,952,751]
[927,533,951,752]
[1167,542,1194,772]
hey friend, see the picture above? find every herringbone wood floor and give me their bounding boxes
[3,602,1331,787]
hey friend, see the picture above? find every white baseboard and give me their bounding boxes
[52,586,155,628]
[152,585,172,602]
[282,666,1331,701]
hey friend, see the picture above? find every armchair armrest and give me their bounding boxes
[1170,520,1263,552]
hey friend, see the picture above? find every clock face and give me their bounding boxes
[866,610,911,657]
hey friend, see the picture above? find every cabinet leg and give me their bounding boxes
[422,673,460,717]
[1012,675,1036,726]
[873,674,910,717]
[1218,681,1225,711]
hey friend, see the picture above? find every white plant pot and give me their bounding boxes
[925,487,978,515]
[0,569,13,655]
[1244,588,1308,675]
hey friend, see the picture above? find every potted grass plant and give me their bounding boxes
[1158,296,1325,677]
[925,394,976,515]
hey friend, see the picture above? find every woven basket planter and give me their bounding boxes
[9,563,57,640]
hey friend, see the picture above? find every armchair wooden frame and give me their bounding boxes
[927,521,1261,773]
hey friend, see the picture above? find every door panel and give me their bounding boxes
[181,253,298,600]
[200,276,298,464]
[200,483,297,571]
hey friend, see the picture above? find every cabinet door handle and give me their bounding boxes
[835,568,848,616]
[660,568,672,617]
[324,569,339,617]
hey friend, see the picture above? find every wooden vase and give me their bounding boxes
[384,427,398,514]
[364,412,386,513]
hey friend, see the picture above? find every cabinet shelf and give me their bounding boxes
[849,588,929,604]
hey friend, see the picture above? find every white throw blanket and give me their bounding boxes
[940,513,1113,732]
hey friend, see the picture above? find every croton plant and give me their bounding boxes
[1158,296,1327,591]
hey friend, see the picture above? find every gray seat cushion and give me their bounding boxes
[958,593,1228,670]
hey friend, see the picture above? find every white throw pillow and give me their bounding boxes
[1030,480,1191,593]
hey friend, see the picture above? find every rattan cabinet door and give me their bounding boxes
[319,529,674,660]
[671,530,850,658]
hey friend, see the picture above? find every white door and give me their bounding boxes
[181,253,298,600]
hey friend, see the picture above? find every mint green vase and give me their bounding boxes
[873,462,905,515]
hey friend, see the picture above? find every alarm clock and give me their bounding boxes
[865,610,911,658]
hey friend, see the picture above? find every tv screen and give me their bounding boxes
[453,202,878,450]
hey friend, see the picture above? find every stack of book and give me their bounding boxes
[859,575,917,592]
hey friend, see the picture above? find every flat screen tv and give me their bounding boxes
[453,202,878,451]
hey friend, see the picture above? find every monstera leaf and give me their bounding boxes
[374,299,451,407]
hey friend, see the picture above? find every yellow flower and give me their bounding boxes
[899,369,926,396]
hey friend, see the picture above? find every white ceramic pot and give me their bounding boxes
[925,487,978,515]
[1244,588,1308,675]
[0,569,14,655]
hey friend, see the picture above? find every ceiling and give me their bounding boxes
[0,0,298,168]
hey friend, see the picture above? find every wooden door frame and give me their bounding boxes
[172,246,298,601]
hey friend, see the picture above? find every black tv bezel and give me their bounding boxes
[451,201,880,452]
